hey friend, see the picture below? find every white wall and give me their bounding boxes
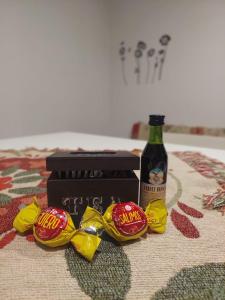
[110,0,225,137]
[0,0,111,138]
[1,0,225,140]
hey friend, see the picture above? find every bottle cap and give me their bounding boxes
[149,115,165,125]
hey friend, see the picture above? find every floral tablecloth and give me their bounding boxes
[0,148,225,300]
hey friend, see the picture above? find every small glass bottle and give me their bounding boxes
[140,115,168,209]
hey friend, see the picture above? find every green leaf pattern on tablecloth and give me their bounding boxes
[0,193,12,206]
[1,166,20,176]
[65,240,131,300]
[152,263,225,300]
[8,187,46,195]
[0,166,44,205]
[14,169,40,177]
[13,175,43,184]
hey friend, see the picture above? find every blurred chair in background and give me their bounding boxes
[131,122,225,149]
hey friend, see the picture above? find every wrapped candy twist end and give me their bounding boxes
[145,199,167,234]
[13,197,41,233]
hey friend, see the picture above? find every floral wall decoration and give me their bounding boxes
[119,34,171,85]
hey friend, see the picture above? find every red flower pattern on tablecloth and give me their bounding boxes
[0,154,49,249]
[26,233,35,242]
[0,230,16,249]
[0,207,7,216]
[170,201,203,239]
[0,193,47,234]
[174,151,225,214]
[0,198,21,234]
[0,177,12,191]
[177,201,203,218]
[28,159,46,169]
[171,209,200,239]
[174,152,225,183]
[168,171,204,239]
[0,158,45,171]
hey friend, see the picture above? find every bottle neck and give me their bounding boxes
[148,125,163,144]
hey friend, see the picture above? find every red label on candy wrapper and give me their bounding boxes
[34,207,68,240]
[112,202,147,236]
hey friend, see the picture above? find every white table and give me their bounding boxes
[0,131,225,163]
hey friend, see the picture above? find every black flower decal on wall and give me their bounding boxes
[137,41,147,50]
[159,34,171,46]
[134,43,146,84]
[158,34,171,81]
[118,34,172,85]
[135,49,142,58]
[119,41,127,85]
[147,48,155,57]
[152,55,159,83]
[146,48,155,83]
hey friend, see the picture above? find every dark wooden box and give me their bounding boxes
[46,151,140,226]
